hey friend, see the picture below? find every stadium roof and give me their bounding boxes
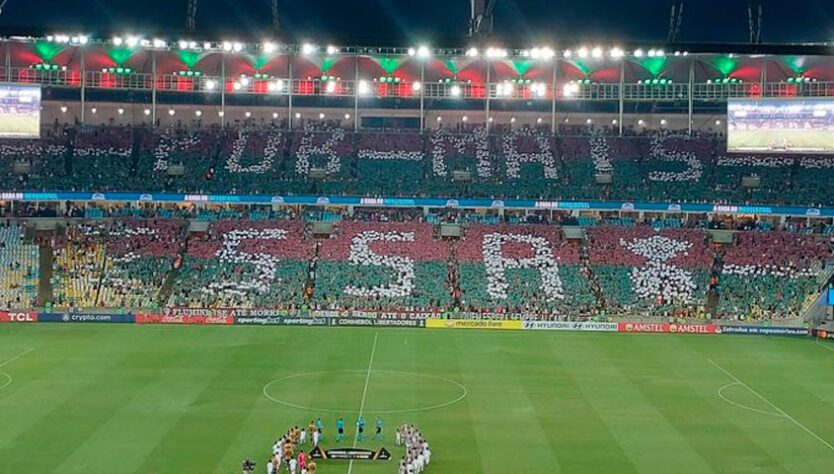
[7,34,834,86]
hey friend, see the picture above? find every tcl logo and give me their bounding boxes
[11,313,34,322]
[0,312,37,323]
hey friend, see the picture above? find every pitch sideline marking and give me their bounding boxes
[716,382,784,418]
[347,332,379,474]
[708,358,834,452]
[0,372,11,392]
[262,370,468,414]
[815,339,834,353]
[0,347,34,368]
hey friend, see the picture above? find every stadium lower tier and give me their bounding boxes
[4,219,830,322]
[8,126,834,206]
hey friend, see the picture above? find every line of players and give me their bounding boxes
[396,424,431,474]
[263,416,385,474]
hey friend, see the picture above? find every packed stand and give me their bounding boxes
[312,220,452,311]
[456,224,596,317]
[51,220,185,309]
[586,226,713,316]
[9,124,834,207]
[718,231,833,320]
[169,219,312,308]
[96,219,185,308]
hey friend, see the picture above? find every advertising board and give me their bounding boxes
[617,322,719,334]
[522,321,618,332]
[425,319,522,330]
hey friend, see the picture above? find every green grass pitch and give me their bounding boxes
[0,112,40,138]
[729,129,834,152]
[1,325,833,473]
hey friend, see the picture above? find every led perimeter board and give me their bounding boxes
[727,98,834,154]
[0,84,41,139]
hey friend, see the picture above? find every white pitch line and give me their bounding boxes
[708,358,834,452]
[716,382,784,418]
[0,347,34,368]
[347,332,379,474]
[815,339,834,353]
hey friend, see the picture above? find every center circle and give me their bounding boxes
[0,372,11,392]
[263,369,467,414]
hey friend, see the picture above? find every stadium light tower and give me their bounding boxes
[270,0,280,34]
[667,1,685,43]
[748,0,763,44]
[186,0,198,32]
[469,0,496,39]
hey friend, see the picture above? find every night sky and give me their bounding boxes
[0,0,832,45]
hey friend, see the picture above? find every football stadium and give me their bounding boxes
[1,1,834,473]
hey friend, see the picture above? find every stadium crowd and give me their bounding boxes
[6,123,834,206]
[1,123,833,321]
[0,207,820,322]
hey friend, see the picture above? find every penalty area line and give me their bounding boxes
[0,347,35,368]
[708,358,834,452]
[348,332,379,474]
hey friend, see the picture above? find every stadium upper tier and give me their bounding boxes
[5,124,834,206]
